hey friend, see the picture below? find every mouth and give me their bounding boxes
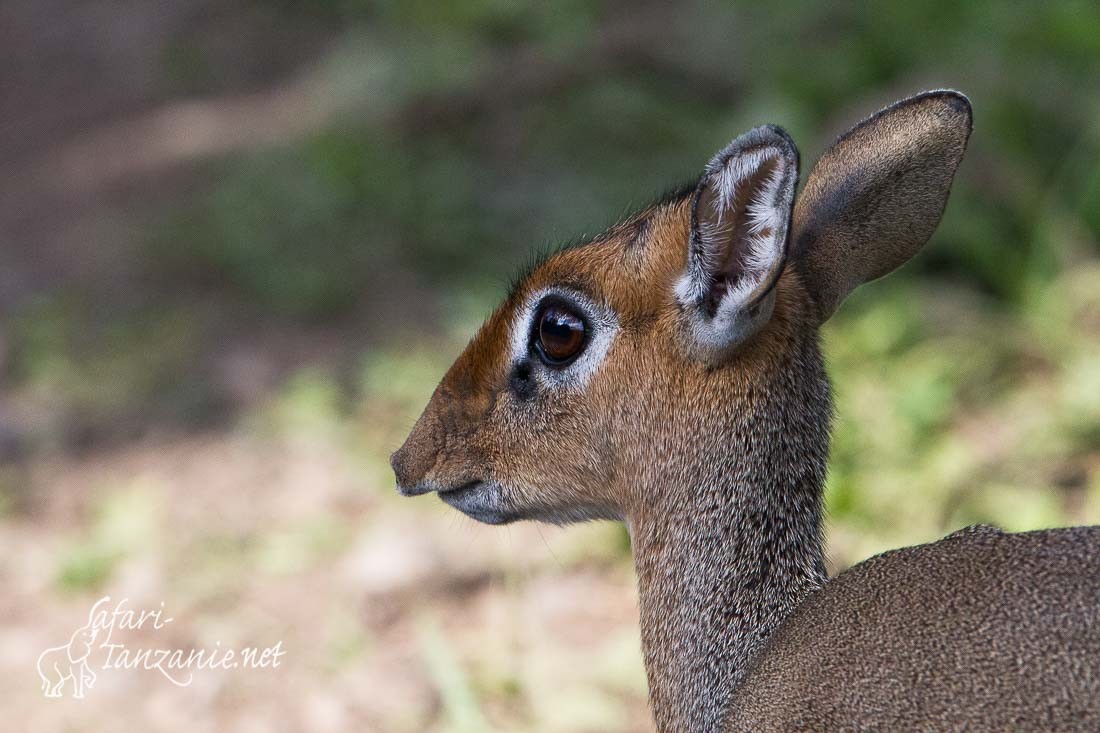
[437,480,513,525]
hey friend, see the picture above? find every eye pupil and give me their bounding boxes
[537,305,586,364]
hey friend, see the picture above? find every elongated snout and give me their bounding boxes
[390,385,488,497]
[390,410,441,496]
[390,399,513,524]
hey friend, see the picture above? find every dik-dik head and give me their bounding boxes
[392,91,971,526]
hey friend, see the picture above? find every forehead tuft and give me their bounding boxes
[512,197,692,321]
[443,194,693,393]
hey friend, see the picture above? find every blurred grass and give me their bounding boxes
[3,1,1100,731]
[56,482,160,593]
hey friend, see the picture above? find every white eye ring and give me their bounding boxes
[509,288,618,391]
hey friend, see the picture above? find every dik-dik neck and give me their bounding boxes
[629,344,832,731]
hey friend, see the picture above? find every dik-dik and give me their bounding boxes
[392,91,1100,731]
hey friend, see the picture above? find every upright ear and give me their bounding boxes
[791,90,972,322]
[676,126,799,360]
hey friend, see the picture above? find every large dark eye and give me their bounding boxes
[535,303,587,366]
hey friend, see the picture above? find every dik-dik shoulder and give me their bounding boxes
[728,525,1100,732]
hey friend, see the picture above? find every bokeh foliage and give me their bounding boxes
[4,2,1099,730]
[8,0,1100,610]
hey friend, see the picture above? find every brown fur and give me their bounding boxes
[729,526,1100,731]
[391,91,1100,731]
[391,198,810,526]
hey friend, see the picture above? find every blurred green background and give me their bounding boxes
[2,1,1099,731]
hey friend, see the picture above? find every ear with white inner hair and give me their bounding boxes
[676,125,799,359]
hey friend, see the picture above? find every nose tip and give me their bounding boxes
[392,399,448,497]
[390,448,409,491]
[390,446,432,497]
